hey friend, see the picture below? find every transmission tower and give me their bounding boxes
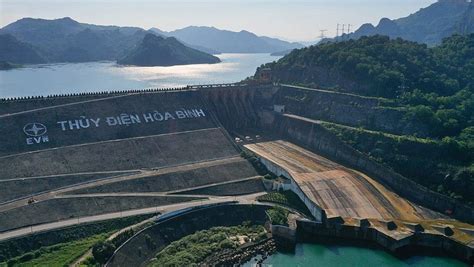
[336,23,340,37]
[347,24,352,34]
[319,29,328,39]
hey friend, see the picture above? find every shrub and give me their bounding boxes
[92,240,116,264]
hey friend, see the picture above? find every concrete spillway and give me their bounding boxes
[245,140,437,221]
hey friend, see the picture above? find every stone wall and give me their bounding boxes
[272,114,474,223]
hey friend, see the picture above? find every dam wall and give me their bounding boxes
[271,114,474,223]
[200,84,277,131]
[0,90,213,157]
[0,87,192,115]
[0,88,248,180]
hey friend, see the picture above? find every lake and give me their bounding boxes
[0,53,280,98]
[243,243,467,267]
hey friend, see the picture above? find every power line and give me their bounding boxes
[319,29,328,39]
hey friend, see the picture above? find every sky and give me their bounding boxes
[0,0,437,42]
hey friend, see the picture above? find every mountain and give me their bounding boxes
[118,33,221,66]
[336,0,472,46]
[152,26,303,53]
[0,34,45,64]
[0,17,301,65]
[0,17,148,63]
[458,1,474,34]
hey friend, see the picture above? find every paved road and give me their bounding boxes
[0,156,244,213]
[0,192,266,242]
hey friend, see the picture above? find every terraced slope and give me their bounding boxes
[0,89,264,237]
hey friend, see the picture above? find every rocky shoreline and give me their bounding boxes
[202,237,277,266]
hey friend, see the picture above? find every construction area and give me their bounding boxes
[0,83,472,263]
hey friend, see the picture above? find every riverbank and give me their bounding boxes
[148,224,269,266]
[202,237,277,266]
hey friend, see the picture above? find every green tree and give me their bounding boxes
[92,240,116,264]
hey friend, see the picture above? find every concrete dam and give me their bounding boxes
[0,83,473,263]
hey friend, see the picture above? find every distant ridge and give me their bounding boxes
[328,0,473,46]
[0,17,301,65]
[150,26,303,53]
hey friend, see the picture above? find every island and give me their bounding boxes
[118,33,221,67]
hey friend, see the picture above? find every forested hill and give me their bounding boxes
[259,34,473,99]
[258,34,474,136]
[257,34,474,205]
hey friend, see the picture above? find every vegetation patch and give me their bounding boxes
[148,223,267,267]
[322,123,474,205]
[0,214,154,263]
[267,207,289,226]
[3,232,111,267]
[258,191,312,218]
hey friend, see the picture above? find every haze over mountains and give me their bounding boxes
[0,17,302,66]
[1,0,473,66]
[335,0,474,46]
[150,26,303,54]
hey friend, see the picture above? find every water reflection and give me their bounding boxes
[0,53,280,98]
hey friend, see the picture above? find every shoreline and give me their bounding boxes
[202,237,277,266]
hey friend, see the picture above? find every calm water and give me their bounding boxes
[0,53,280,98]
[243,243,467,267]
